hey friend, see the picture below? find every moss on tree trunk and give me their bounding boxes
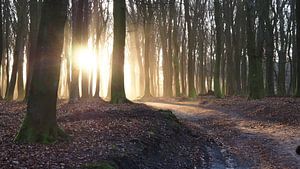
[15,115,68,144]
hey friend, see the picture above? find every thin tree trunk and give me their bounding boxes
[184,0,196,98]
[295,0,300,96]
[214,0,222,98]
[70,0,83,101]
[265,0,275,96]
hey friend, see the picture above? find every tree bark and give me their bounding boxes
[0,0,3,99]
[24,0,41,102]
[15,0,68,144]
[70,0,83,101]
[213,0,222,98]
[295,0,300,96]
[142,0,153,98]
[246,0,264,99]
[5,0,27,101]
[110,0,129,103]
[265,0,275,96]
[184,0,196,98]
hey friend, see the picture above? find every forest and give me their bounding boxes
[0,0,299,168]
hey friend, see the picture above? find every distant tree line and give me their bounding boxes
[0,0,299,103]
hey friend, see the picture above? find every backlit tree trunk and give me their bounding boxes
[110,0,129,103]
[5,0,27,101]
[15,0,68,143]
[70,0,83,101]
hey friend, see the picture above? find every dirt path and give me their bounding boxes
[144,101,300,169]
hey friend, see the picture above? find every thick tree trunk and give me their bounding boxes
[15,0,68,144]
[246,0,264,99]
[110,0,129,103]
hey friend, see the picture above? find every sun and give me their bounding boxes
[75,47,97,71]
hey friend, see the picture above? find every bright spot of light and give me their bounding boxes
[75,47,97,71]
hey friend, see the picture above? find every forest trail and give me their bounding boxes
[144,100,300,169]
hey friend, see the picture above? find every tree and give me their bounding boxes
[15,0,68,143]
[265,0,275,96]
[5,0,28,100]
[110,0,129,103]
[184,0,196,98]
[246,0,264,99]
[295,0,300,96]
[24,0,41,101]
[80,0,90,98]
[213,0,223,98]
[70,0,83,101]
[142,0,154,98]
[0,0,3,99]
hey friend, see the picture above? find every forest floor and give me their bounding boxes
[0,99,212,169]
[1,97,299,169]
[144,96,300,169]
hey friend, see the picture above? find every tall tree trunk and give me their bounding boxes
[5,0,27,101]
[233,1,243,95]
[173,4,180,97]
[277,3,286,96]
[224,0,235,96]
[0,0,3,99]
[4,0,9,97]
[265,0,275,96]
[180,27,186,96]
[110,0,129,103]
[142,0,153,98]
[70,0,83,101]
[213,0,222,98]
[81,0,90,98]
[184,0,196,98]
[24,0,41,101]
[246,0,264,99]
[17,36,27,100]
[295,0,300,96]
[15,0,68,144]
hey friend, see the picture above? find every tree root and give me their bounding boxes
[14,118,69,144]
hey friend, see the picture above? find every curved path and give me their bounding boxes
[144,101,300,169]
